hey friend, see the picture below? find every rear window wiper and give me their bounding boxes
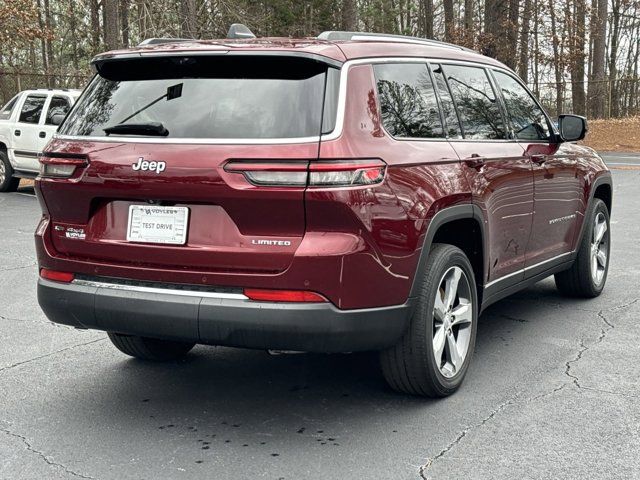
[104,122,169,136]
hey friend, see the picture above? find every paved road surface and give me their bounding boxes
[0,156,639,479]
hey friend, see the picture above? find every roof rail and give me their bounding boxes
[137,38,195,47]
[317,31,476,53]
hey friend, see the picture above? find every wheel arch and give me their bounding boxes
[575,173,613,250]
[409,204,487,303]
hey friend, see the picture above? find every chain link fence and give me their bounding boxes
[534,78,640,119]
[0,72,91,105]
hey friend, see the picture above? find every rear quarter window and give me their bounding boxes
[374,63,444,139]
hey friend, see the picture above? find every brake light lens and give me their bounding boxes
[224,159,386,187]
[40,269,75,283]
[244,288,327,303]
[39,153,88,178]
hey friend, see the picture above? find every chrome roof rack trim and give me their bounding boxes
[317,31,477,54]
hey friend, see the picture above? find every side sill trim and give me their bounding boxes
[483,251,574,289]
[71,279,248,300]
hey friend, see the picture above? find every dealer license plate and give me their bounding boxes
[126,205,189,245]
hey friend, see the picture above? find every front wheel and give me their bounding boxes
[555,198,610,297]
[108,332,195,361]
[380,244,478,397]
[0,151,20,192]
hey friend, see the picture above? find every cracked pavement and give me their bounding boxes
[1,162,639,479]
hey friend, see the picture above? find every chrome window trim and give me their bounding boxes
[52,134,321,145]
[321,56,519,143]
[72,279,248,300]
[483,251,574,289]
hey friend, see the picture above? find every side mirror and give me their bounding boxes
[558,114,587,142]
[50,113,66,126]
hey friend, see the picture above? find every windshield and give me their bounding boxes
[60,56,334,139]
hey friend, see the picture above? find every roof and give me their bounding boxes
[92,37,508,71]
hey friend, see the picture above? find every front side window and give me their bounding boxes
[45,96,72,125]
[493,71,552,141]
[374,63,444,139]
[18,94,47,124]
[0,94,19,121]
[60,56,331,139]
[443,65,506,140]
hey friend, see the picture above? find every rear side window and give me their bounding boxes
[0,94,19,120]
[443,65,506,140]
[374,63,444,139]
[19,94,47,124]
[45,96,72,125]
[60,56,331,139]
[493,71,552,141]
[430,64,462,138]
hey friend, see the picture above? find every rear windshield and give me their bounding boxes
[60,56,335,139]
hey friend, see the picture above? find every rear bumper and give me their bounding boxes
[38,278,413,353]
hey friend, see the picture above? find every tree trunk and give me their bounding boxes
[104,0,120,51]
[36,0,50,87]
[341,0,357,30]
[505,0,519,70]
[180,0,197,38]
[464,0,474,46]
[443,0,454,42]
[90,0,101,55]
[421,0,434,38]
[549,0,563,114]
[608,0,621,117]
[571,0,586,115]
[588,0,607,118]
[121,0,130,47]
[483,0,510,64]
[518,0,531,82]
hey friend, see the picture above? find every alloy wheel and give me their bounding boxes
[432,266,473,378]
[591,212,608,285]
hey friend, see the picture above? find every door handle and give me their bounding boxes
[14,129,20,136]
[464,154,485,169]
[529,154,546,165]
[39,131,46,138]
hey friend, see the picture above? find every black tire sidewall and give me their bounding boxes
[582,199,610,295]
[0,151,15,191]
[416,245,478,394]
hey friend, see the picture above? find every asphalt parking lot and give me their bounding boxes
[1,154,639,480]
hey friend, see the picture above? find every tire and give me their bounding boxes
[107,332,195,361]
[0,150,20,193]
[555,198,610,298]
[380,244,478,397]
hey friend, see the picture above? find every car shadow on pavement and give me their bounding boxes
[35,279,601,463]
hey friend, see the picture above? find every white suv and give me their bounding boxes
[0,89,80,191]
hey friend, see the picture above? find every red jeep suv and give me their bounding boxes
[35,29,612,397]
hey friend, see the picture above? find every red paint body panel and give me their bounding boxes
[34,38,611,315]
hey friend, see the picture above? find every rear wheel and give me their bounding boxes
[107,332,195,361]
[555,198,610,297]
[380,244,478,397]
[0,151,20,193]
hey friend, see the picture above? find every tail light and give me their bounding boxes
[225,159,386,187]
[39,152,88,178]
[40,268,75,283]
[244,288,327,303]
